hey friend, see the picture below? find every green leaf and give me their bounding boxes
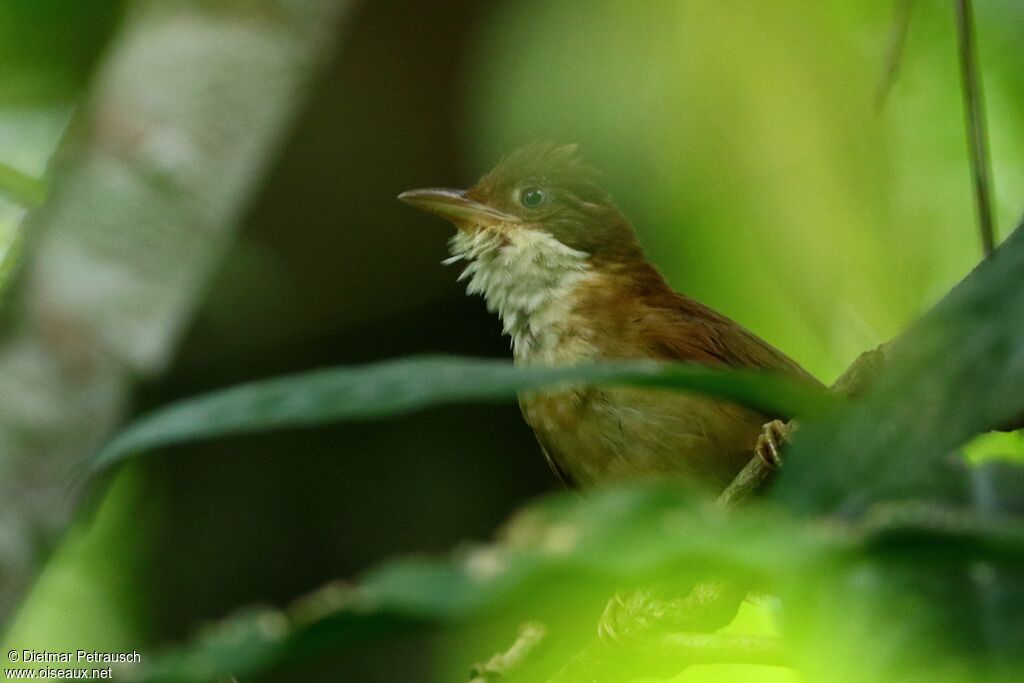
[772,221,1024,681]
[774,220,1024,517]
[115,484,826,683]
[787,487,1024,683]
[0,161,46,207]
[89,355,835,475]
[115,484,1024,683]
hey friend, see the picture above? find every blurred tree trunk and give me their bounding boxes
[0,0,349,623]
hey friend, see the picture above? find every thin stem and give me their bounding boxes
[0,161,47,208]
[875,0,915,112]
[953,0,997,256]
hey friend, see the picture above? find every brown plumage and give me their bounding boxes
[400,142,821,492]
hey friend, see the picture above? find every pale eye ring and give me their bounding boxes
[520,186,548,209]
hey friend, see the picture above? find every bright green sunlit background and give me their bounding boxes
[2,2,1023,682]
[466,0,1023,383]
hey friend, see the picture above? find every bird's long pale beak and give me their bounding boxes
[397,188,519,227]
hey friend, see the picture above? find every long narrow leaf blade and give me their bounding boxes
[90,356,834,474]
[775,220,1024,516]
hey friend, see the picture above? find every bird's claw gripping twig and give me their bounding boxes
[754,419,794,470]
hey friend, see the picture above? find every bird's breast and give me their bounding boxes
[519,384,761,489]
[512,291,601,365]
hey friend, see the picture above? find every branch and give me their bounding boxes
[717,455,774,507]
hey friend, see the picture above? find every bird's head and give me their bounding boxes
[399,143,649,347]
[399,142,645,268]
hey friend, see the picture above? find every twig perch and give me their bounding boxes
[717,343,891,508]
[718,455,774,507]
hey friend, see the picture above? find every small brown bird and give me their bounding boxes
[399,142,821,492]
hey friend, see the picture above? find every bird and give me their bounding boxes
[399,142,822,493]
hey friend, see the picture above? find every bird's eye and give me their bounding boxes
[520,186,548,209]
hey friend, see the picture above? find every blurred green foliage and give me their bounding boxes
[115,483,826,682]
[2,2,1024,683]
[3,469,157,670]
[0,1,123,102]
[0,0,134,666]
[0,0,122,281]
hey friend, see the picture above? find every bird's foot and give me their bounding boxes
[754,419,796,470]
[597,581,745,648]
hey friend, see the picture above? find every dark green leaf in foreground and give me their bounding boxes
[786,467,1024,683]
[90,356,833,474]
[772,221,1024,682]
[775,220,1024,517]
[115,482,1024,683]
[115,484,826,683]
